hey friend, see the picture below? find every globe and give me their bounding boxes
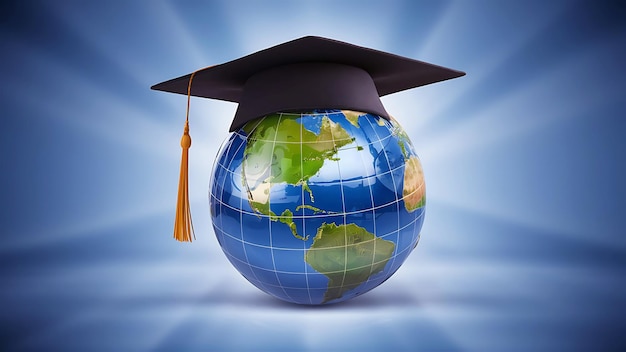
[209,109,425,305]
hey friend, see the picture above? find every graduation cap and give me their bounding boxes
[151,36,465,242]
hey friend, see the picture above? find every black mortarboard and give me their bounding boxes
[151,36,465,132]
[154,36,465,243]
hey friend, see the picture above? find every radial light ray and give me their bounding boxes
[414,0,458,60]
[153,0,216,66]
[419,33,625,245]
[422,35,623,162]
[0,198,181,252]
[1,39,180,160]
[1,0,624,351]
[41,1,207,89]
[411,1,568,133]
[219,0,395,53]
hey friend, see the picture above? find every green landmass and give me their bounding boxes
[277,209,307,241]
[296,204,330,214]
[304,222,395,303]
[242,114,354,240]
[414,197,426,209]
[247,205,309,241]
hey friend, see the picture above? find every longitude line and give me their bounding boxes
[237,117,268,290]
[327,113,350,296]
[354,114,380,290]
[214,135,236,256]
[365,116,401,274]
[300,113,313,304]
[267,113,296,302]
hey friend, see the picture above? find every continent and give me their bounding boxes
[403,156,425,212]
[242,114,354,240]
[305,222,395,303]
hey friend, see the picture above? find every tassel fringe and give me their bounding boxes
[174,121,194,242]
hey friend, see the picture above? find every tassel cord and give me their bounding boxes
[173,72,197,242]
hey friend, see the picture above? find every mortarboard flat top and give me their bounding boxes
[152,36,465,132]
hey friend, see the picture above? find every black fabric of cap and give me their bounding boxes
[151,36,465,132]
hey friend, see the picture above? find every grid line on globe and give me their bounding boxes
[298,112,314,304]
[212,216,423,274]
[268,113,297,303]
[210,110,426,304]
[363,113,402,276]
[210,185,425,247]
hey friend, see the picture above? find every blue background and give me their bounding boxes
[1,0,624,350]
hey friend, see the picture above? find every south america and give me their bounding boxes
[304,222,395,303]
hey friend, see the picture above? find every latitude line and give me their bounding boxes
[209,181,425,220]
[220,232,418,277]
[213,210,424,252]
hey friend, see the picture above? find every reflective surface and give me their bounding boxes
[210,110,425,304]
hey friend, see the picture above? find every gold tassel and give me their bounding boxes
[173,72,197,242]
